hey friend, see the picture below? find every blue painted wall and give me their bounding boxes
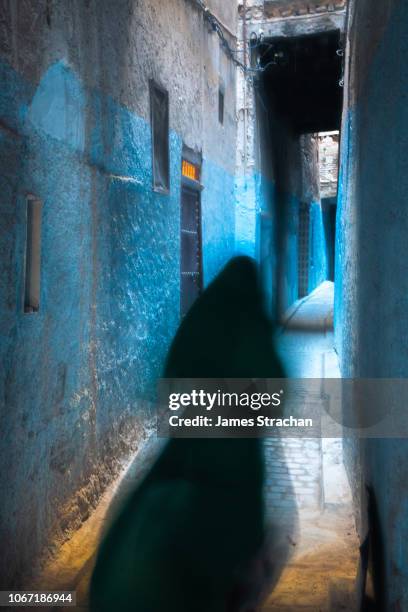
[0,57,235,586]
[257,177,278,316]
[235,173,278,315]
[235,170,330,317]
[201,158,235,286]
[235,173,276,257]
[337,0,408,607]
[334,108,357,374]
[280,193,300,311]
[308,201,329,294]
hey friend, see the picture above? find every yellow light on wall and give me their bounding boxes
[182,159,200,182]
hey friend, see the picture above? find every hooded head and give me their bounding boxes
[165,256,284,379]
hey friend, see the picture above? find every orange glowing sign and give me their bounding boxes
[182,159,200,182]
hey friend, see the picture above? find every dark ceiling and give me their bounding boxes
[258,29,343,133]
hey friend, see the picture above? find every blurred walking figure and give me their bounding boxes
[90,257,293,612]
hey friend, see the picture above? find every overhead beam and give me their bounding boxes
[249,11,345,39]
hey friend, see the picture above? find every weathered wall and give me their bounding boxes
[0,0,237,587]
[319,132,339,198]
[238,0,346,39]
[235,2,337,316]
[207,0,237,33]
[201,22,237,284]
[337,0,408,607]
[235,42,328,316]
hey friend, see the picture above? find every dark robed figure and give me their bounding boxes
[90,257,286,611]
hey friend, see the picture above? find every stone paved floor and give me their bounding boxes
[262,282,337,556]
[262,282,359,611]
[264,437,322,512]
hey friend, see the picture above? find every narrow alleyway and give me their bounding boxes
[32,282,359,612]
[262,282,359,611]
[3,0,408,607]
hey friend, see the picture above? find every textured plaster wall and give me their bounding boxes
[234,169,277,314]
[201,158,236,284]
[207,0,237,33]
[0,0,236,587]
[337,0,408,607]
[235,173,273,258]
[239,1,346,49]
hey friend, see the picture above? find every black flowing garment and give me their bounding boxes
[90,256,287,612]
